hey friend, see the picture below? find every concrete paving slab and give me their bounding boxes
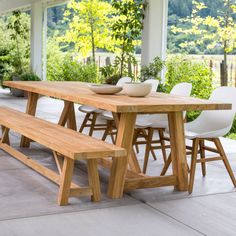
[0,204,203,236]
[148,192,236,236]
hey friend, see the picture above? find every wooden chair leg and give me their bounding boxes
[102,123,109,141]
[214,138,236,187]
[150,148,157,160]
[109,121,117,144]
[132,129,139,153]
[87,159,101,202]
[160,153,172,176]
[188,138,199,194]
[135,144,140,154]
[79,113,90,133]
[143,128,154,174]
[110,132,116,144]
[158,129,167,163]
[88,113,98,136]
[199,139,206,176]
[58,157,74,206]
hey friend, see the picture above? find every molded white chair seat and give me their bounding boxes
[135,83,192,128]
[101,110,113,120]
[135,114,168,129]
[184,124,232,139]
[79,105,102,114]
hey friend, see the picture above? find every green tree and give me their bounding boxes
[171,0,236,85]
[7,11,30,75]
[61,0,115,62]
[111,0,145,77]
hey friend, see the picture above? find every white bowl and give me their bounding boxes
[88,84,123,95]
[123,82,152,97]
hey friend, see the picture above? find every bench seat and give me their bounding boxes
[0,107,126,205]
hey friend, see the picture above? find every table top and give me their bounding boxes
[4,81,232,113]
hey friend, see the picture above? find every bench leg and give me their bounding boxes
[58,157,74,206]
[87,159,101,202]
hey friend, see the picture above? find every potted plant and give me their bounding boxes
[141,56,165,82]
[122,57,165,97]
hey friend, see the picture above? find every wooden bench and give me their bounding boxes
[0,107,126,206]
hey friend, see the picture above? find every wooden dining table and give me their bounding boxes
[3,81,232,198]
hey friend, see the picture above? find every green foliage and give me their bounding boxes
[227,116,236,136]
[20,72,41,81]
[99,64,119,79]
[169,0,236,58]
[0,11,30,87]
[61,0,115,61]
[226,133,236,140]
[7,11,30,75]
[165,56,213,121]
[47,42,99,83]
[0,48,11,83]
[141,57,165,81]
[111,0,145,77]
[104,74,121,85]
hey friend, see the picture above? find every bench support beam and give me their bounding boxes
[0,142,93,205]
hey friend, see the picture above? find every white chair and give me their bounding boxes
[79,77,131,136]
[161,87,236,193]
[116,77,132,87]
[101,79,160,142]
[134,82,192,173]
[144,79,159,92]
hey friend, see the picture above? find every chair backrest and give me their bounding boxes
[170,82,192,96]
[140,82,192,124]
[116,77,132,87]
[144,79,159,92]
[188,87,236,135]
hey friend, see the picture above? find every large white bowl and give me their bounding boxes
[88,84,123,95]
[123,82,152,97]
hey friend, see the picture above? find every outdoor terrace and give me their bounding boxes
[1,87,236,236]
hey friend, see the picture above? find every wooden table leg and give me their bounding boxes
[58,101,77,131]
[107,113,137,198]
[112,113,141,173]
[168,112,188,191]
[67,102,77,131]
[20,92,39,147]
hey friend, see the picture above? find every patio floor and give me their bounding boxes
[1,88,236,236]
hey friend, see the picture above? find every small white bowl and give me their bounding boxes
[123,82,152,97]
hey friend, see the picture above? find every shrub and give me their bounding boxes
[47,41,99,83]
[141,56,165,82]
[164,56,213,121]
[20,72,41,81]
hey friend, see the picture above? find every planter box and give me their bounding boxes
[10,76,24,97]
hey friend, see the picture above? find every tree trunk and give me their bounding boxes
[223,43,228,86]
[90,24,96,64]
[89,0,96,64]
